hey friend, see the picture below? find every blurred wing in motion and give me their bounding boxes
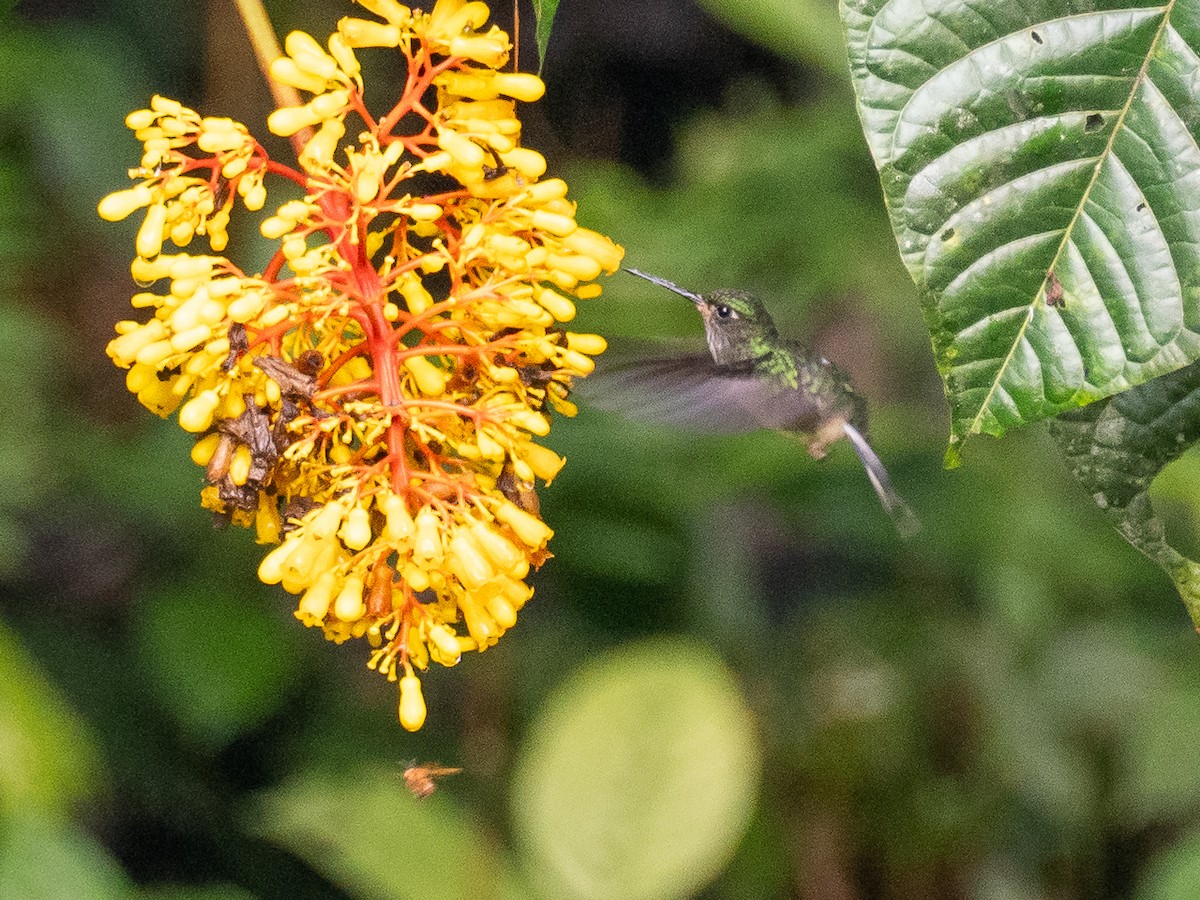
[580,349,822,434]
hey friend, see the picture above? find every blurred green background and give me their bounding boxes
[4,1,1200,898]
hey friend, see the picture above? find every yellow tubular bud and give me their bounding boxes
[190,432,222,466]
[448,532,494,589]
[338,17,402,47]
[457,593,500,645]
[427,623,461,662]
[125,108,155,129]
[412,506,443,563]
[328,35,360,81]
[525,178,569,204]
[256,496,282,544]
[531,209,577,237]
[178,389,220,432]
[547,252,603,282]
[469,522,525,573]
[403,562,431,592]
[311,500,346,540]
[398,673,426,731]
[563,228,625,271]
[499,147,546,179]
[228,445,253,485]
[269,57,330,93]
[298,572,338,624]
[268,104,323,137]
[258,539,297,585]
[300,119,346,168]
[559,348,595,375]
[334,575,367,622]
[510,409,550,436]
[449,33,508,67]
[356,0,411,24]
[437,129,485,168]
[491,72,545,102]
[285,30,340,81]
[486,594,518,629]
[398,272,434,314]
[383,494,415,542]
[495,501,553,547]
[340,505,372,550]
[566,332,607,355]
[98,184,154,222]
[404,354,448,396]
[521,442,566,483]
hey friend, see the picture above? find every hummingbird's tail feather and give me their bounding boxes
[842,423,921,538]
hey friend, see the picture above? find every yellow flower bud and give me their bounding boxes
[566,332,607,355]
[437,129,485,168]
[256,496,282,544]
[229,445,253,485]
[298,572,338,624]
[494,501,553,548]
[98,185,154,222]
[448,532,494,589]
[179,389,220,432]
[356,0,411,25]
[412,506,443,563]
[334,575,367,622]
[491,72,545,102]
[268,105,323,137]
[285,30,340,81]
[337,17,402,47]
[499,147,546,178]
[547,252,602,282]
[521,442,566,484]
[383,494,415,542]
[469,522,525,573]
[404,354,448,396]
[340,505,372,550]
[269,56,330,93]
[485,594,518,629]
[190,432,221,466]
[398,673,426,731]
[300,119,346,168]
[259,539,298,585]
[563,227,624,271]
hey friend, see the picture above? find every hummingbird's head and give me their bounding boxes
[694,289,778,366]
[623,269,779,366]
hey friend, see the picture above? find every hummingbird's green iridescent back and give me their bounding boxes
[584,269,918,535]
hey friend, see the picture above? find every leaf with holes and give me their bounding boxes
[843,0,1200,462]
[1049,358,1200,628]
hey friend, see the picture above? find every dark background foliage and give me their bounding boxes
[3,1,1200,898]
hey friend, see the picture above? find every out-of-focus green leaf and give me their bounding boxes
[1134,827,1200,900]
[843,0,1200,461]
[0,809,132,900]
[0,621,104,816]
[529,0,558,73]
[1049,359,1200,626]
[132,580,298,749]
[695,0,848,73]
[253,768,532,900]
[1122,684,1200,825]
[511,638,761,900]
[139,884,255,900]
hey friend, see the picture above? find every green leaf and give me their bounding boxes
[132,579,299,749]
[510,638,761,900]
[0,810,133,900]
[252,768,532,900]
[529,0,558,74]
[0,622,105,817]
[842,0,1200,460]
[1048,358,1200,626]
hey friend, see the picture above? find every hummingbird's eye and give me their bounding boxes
[715,304,734,319]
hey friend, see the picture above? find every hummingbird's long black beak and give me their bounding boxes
[623,267,703,304]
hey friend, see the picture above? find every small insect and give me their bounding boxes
[1045,271,1065,308]
[402,763,463,799]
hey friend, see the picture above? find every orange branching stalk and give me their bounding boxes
[100,0,623,730]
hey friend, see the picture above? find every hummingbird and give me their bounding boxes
[586,268,919,536]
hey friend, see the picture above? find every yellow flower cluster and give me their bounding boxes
[101,0,622,730]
